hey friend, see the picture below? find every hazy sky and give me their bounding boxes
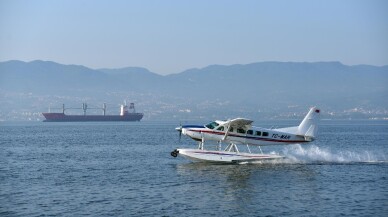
[1,0,387,75]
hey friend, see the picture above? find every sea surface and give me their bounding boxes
[1,120,387,216]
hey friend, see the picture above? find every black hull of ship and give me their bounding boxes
[42,113,143,122]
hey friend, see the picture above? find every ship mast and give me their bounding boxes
[82,103,87,116]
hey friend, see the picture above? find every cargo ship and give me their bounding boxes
[42,102,143,122]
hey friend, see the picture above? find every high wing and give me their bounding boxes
[220,118,253,140]
[221,118,253,128]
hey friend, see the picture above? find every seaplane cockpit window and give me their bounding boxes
[263,132,269,137]
[216,126,224,131]
[229,127,234,132]
[256,131,262,136]
[247,130,253,135]
[237,128,246,134]
[205,122,219,129]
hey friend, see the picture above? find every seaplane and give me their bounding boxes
[171,107,320,163]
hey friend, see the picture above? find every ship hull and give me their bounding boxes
[42,113,143,122]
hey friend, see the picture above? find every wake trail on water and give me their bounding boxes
[267,144,387,164]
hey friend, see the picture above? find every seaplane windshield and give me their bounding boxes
[205,121,219,129]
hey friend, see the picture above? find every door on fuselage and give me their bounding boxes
[205,121,221,140]
[235,127,248,144]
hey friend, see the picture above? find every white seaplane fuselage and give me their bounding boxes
[181,123,309,146]
[172,107,320,163]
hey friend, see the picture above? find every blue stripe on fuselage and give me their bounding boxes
[182,125,205,129]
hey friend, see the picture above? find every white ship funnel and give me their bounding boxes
[120,104,128,116]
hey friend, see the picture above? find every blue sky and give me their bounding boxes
[0,0,387,75]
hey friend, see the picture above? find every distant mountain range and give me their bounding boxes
[0,60,387,121]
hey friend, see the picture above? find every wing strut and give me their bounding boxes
[222,123,231,140]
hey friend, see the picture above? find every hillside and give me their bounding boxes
[0,60,387,121]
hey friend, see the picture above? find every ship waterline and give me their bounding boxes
[42,113,143,122]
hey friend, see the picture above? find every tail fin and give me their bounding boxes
[298,107,320,141]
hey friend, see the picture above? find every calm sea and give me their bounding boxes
[1,120,387,216]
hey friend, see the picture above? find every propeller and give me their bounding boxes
[175,123,183,142]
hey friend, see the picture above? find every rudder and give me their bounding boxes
[298,107,320,140]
